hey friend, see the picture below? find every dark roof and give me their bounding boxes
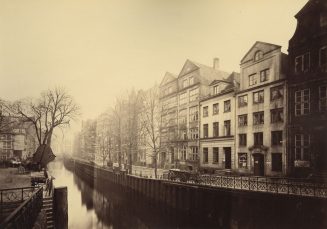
[160,72,177,86]
[295,0,327,18]
[187,60,230,83]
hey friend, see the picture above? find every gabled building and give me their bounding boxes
[159,72,179,168]
[287,0,327,177]
[159,58,230,170]
[236,41,288,176]
[199,72,240,172]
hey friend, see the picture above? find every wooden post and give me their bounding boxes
[54,186,68,229]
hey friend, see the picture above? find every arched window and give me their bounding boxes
[254,51,263,61]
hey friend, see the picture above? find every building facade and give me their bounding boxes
[287,0,327,177]
[0,116,37,161]
[159,59,230,170]
[199,72,239,172]
[235,42,288,176]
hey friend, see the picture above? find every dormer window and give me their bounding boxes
[183,79,188,88]
[254,51,263,61]
[213,85,220,95]
[189,76,194,85]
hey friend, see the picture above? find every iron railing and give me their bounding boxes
[0,187,38,204]
[182,175,327,198]
[0,186,43,229]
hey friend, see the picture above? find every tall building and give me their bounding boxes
[287,0,327,177]
[199,72,239,172]
[159,59,230,170]
[235,42,288,176]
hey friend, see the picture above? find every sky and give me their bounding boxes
[0,0,308,122]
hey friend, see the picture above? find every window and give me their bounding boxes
[203,124,208,138]
[271,131,283,146]
[295,134,310,161]
[203,148,208,164]
[271,153,282,172]
[271,108,283,123]
[213,122,219,137]
[213,147,219,164]
[254,132,263,146]
[162,96,177,109]
[213,103,219,115]
[224,100,231,112]
[253,90,264,104]
[249,74,257,86]
[190,128,199,140]
[295,53,310,73]
[180,145,187,160]
[179,92,187,105]
[295,89,310,116]
[183,79,188,88]
[260,69,270,82]
[179,109,187,125]
[180,129,187,140]
[189,88,199,102]
[238,95,248,107]
[203,106,208,117]
[166,86,172,95]
[189,76,194,85]
[320,12,327,27]
[213,85,220,95]
[253,112,264,125]
[320,47,327,69]
[190,147,198,161]
[238,153,247,168]
[319,86,327,112]
[189,106,198,122]
[254,51,263,61]
[239,134,247,146]
[224,120,231,136]
[271,86,283,100]
[238,114,248,126]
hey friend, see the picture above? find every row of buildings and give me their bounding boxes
[158,0,327,177]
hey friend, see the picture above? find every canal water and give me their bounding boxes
[47,160,327,229]
[47,160,199,229]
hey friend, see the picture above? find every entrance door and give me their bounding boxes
[253,154,264,176]
[224,147,231,169]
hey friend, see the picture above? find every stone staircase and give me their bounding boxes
[42,197,54,229]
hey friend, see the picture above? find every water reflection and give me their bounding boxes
[47,160,163,229]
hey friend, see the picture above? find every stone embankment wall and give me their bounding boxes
[65,158,327,229]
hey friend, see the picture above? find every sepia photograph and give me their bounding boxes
[0,0,326,228]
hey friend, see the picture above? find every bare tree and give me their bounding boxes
[125,89,142,174]
[0,100,17,134]
[9,87,80,147]
[111,98,125,169]
[139,85,162,178]
[97,113,114,167]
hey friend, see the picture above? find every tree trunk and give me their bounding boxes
[46,129,53,146]
[154,156,158,179]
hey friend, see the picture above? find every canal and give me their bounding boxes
[47,160,209,229]
[47,160,327,229]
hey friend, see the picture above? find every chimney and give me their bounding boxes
[213,58,220,70]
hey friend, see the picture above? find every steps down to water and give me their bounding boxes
[42,197,54,229]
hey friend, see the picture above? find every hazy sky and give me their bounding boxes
[0,0,308,121]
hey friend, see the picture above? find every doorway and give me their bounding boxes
[224,147,231,169]
[253,153,264,176]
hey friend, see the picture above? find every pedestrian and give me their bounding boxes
[48,176,55,196]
